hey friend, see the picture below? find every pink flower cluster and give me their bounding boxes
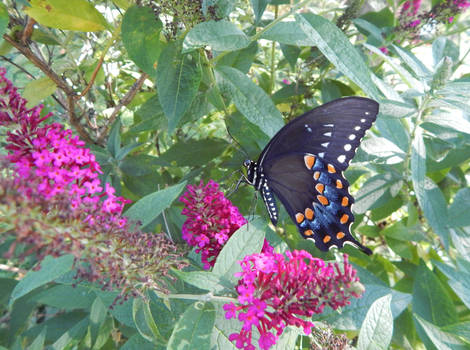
[223,252,364,350]
[402,0,422,16]
[0,68,129,218]
[180,180,248,269]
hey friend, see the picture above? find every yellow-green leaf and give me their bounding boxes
[23,77,57,108]
[25,0,108,32]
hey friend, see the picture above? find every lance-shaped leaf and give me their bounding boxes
[156,42,201,133]
[357,294,393,350]
[183,20,249,52]
[167,302,215,350]
[295,13,380,100]
[411,127,449,248]
[25,0,108,32]
[216,66,284,138]
[10,254,74,305]
[122,6,163,75]
[124,182,187,228]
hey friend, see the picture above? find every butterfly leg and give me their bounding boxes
[226,171,248,197]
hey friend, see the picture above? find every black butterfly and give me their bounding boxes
[242,97,379,255]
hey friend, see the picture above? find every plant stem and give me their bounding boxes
[269,5,279,95]
[166,293,237,303]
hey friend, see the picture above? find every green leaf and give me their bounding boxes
[183,20,249,52]
[23,76,57,108]
[354,173,400,214]
[442,321,470,343]
[216,41,258,74]
[122,6,163,75]
[120,334,156,350]
[423,112,470,135]
[216,66,284,138]
[0,3,8,39]
[156,42,202,133]
[167,302,215,350]
[295,13,380,100]
[411,127,449,248]
[431,56,453,91]
[89,297,107,347]
[29,327,47,350]
[9,254,74,306]
[25,0,108,32]
[364,43,422,90]
[357,294,393,350]
[158,139,229,167]
[434,261,470,310]
[448,188,470,228]
[353,18,384,43]
[412,262,457,327]
[375,117,409,152]
[51,318,88,350]
[133,297,162,344]
[116,142,143,161]
[280,44,300,70]
[92,317,113,349]
[172,270,231,293]
[432,37,459,67]
[33,285,96,310]
[124,181,187,229]
[251,0,268,23]
[106,118,121,157]
[392,45,432,81]
[361,134,406,162]
[225,112,269,157]
[413,314,468,350]
[379,99,416,118]
[213,217,266,282]
[450,228,470,260]
[261,21,312,46]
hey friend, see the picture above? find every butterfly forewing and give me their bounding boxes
[258,97,379,171]
[256,97,378,255]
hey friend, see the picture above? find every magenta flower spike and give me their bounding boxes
[180,180,248,269]
[224,252,364,350]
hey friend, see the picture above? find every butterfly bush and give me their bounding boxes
[223,252,364,350]
[0,68,187,300]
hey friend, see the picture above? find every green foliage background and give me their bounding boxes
[1,0,470,349]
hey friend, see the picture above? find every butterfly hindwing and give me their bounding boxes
[263,152,371,254]
[254,97,379,255]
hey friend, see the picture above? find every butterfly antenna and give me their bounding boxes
[226,126,250,159]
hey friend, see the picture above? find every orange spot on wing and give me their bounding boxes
[327,164,336,173]
[336,232,345,239]
[304,229,313,237]
[336,179,343,189]
[323,235,331,243]
[317,195,329,206]
[313,171,320,180]
[304,155,316,170]
[340,214,349,224]
[315,183,324,194]
[304,208,314,220]
[341,196,349,207]
[295,213,305,223]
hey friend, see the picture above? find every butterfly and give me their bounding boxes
[242,97,379,255]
